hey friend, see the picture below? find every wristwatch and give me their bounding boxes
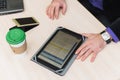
[100,30,112,44]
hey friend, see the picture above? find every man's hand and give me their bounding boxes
[46,0,67,20]
[75,33,107,62]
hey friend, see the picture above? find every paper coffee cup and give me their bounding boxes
[6,28,27,54]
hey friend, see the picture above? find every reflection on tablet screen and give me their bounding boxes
[38,31,81,68]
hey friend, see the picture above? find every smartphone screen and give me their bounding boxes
[15,17,36,25]
[13,17,39,27]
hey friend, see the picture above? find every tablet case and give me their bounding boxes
[31,27,85,76]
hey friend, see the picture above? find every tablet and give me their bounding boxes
[31,27,85,76]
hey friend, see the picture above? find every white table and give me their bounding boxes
[0,0,120,80]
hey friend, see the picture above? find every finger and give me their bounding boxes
[46,5,50,16]
[54,6,59,19]
[75,45,86,55]
[62,4,67,15]
[90,52,98,62]
[46,6,51,18]
[76,46,90,59]
[49,6,55,19]
[81,49,92,61]
[75,41,89,54]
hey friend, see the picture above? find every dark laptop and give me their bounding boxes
[0,0,24,15]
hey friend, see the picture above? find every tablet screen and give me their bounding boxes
[38,30,81,68]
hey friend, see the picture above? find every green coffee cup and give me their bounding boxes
[6,28,27,54]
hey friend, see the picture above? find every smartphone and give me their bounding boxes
[12,17,39,32]
[13,17,39,27]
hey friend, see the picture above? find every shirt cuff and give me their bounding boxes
[106,27,119,43]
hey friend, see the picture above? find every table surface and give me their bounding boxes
[0,0,120,80]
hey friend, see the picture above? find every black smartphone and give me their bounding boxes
[13,17,39,27]
[12,17,39,32]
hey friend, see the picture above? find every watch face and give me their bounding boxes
[101,32,111,40]
[101,31,111,44]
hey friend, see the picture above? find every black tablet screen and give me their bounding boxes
[38,30,81,68]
